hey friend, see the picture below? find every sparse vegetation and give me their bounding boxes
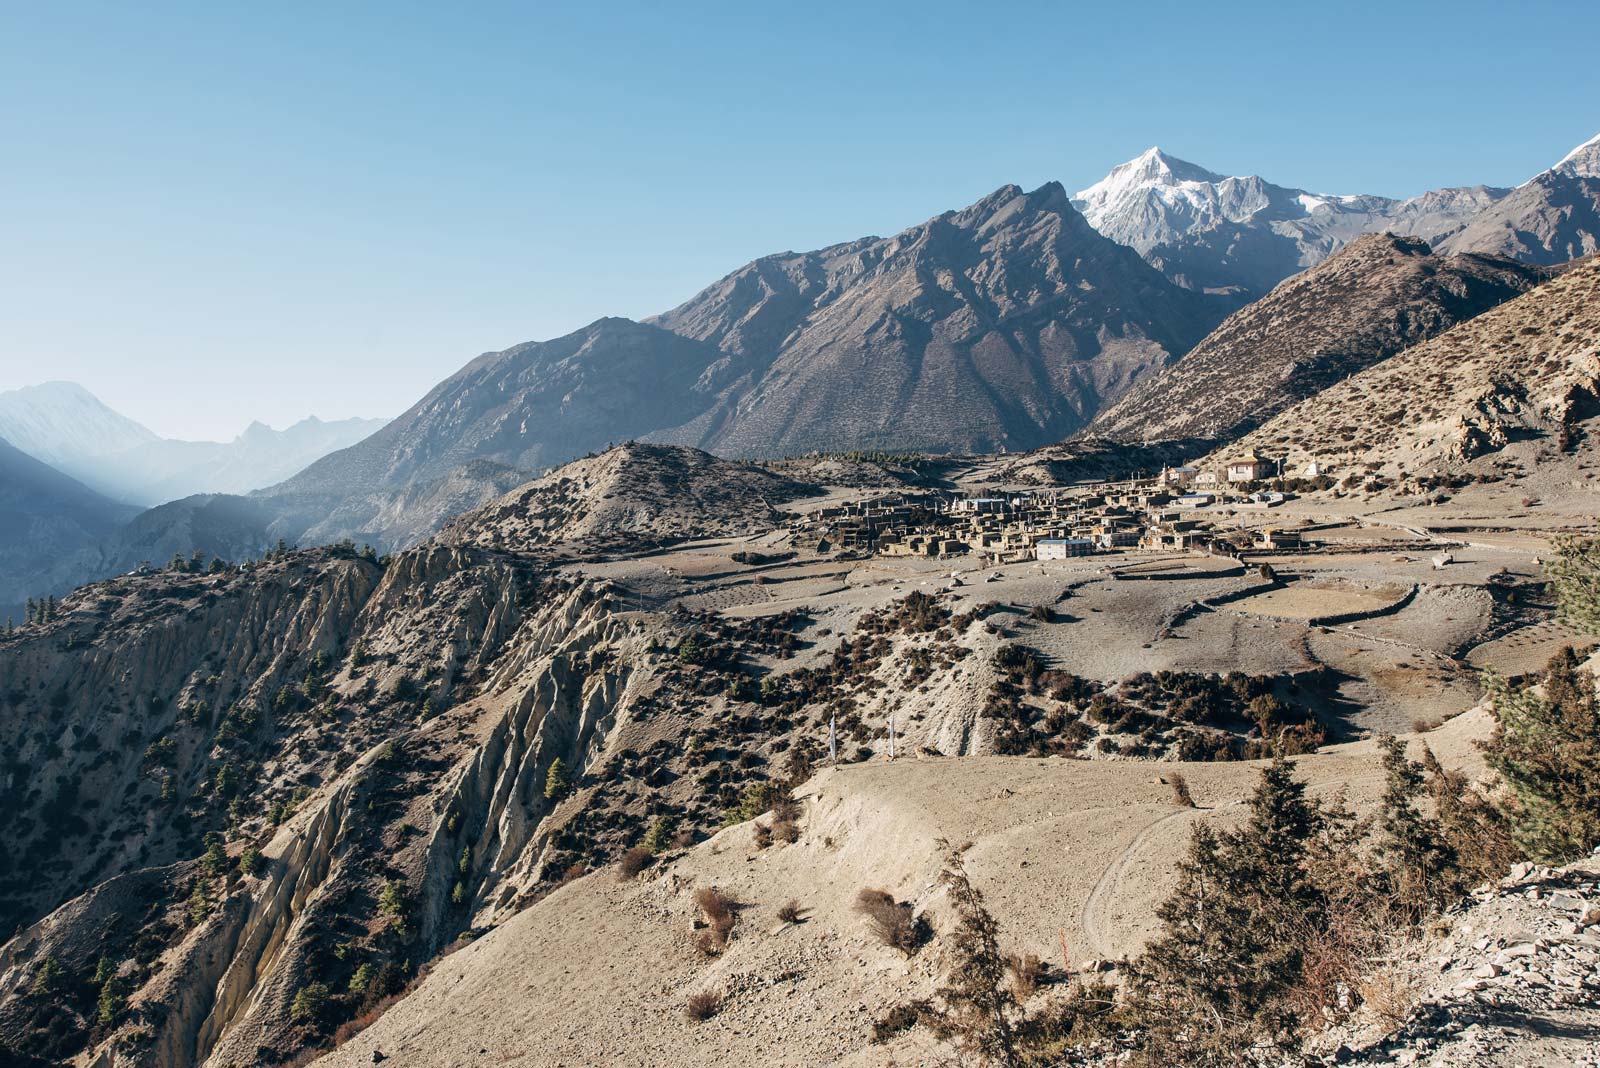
[854,888,926,956]
[684,988,723,1021]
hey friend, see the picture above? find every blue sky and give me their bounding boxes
[2,0,1596,440]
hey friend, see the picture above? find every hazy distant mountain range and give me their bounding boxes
[0,381,387,505]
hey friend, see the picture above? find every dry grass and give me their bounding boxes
[1358,966,1421,1029]
[1005,951,1044,1000]
[684,988,724,1022]
[771,818,799,844]
[854,888,925,956]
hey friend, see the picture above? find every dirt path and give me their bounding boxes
[1078,805,1205,959]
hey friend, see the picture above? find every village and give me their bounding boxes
[795,450,1328,564]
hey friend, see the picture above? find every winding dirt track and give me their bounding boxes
[1077,774,1361,960]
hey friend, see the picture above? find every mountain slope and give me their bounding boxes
[441,443,812,554]
[1091,234,1559,443]
[271,318,723,498]
[1072,147,1507,297]
[260,185,1223,546]
[1439,134,1600,265]
[647,181,1223,456]
[1209,255,1600,476]
[0,382,159,485]
[0,437,139,619]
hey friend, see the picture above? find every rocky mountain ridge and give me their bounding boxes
[1209,254,1600,478]
[1090,233,1560,443]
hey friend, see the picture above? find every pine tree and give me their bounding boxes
[933,844,1020,1067]
[544,757,571,801]
[1128,759,1325,1064]
[1373,736,1460,924]
[1548,534,1600,636]
[1484,648,1600,862]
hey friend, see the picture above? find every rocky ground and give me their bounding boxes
[1314,854,1600,1067]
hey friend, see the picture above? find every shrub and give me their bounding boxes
[237,846,263,877]
[617,846,653,880]
[290,981,330,1024]
[1167,772,1195,808]
[871,1001,928,1043]
[694,886,737,950]
[776,899,802,924]
[1005,952,1044,1001]
[854,888,925,956]
[684,989,723,1021]
[771,818,800,844]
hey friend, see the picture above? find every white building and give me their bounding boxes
[1036,538,1094,560]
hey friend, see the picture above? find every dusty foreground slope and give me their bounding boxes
[318,718,1485,1068]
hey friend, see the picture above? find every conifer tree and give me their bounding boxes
[933,844,1021,1067]
[544,757,571,801]
[1373,736,1460,924]
[1484,647,1600,862]
[1548,534,1600,635]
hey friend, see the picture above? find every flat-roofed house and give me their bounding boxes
[1227,451,1274,482]
[1036,538,1094,560]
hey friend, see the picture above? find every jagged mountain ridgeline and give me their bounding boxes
[1072,134,1600,300]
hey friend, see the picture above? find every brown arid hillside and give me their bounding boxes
[1091,234,1558,444]
[1207,254,1600,482]
[1439,133,1600,266]
[439,443,813,555]
[2,432,1595,1068]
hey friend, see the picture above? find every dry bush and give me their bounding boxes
[855,888,925,956]
[1005,952,1044,1001]
[770,794,801,822]
[776,899,803,924]
[1357,966,1421,1029]
[1167,772,1195,808]
[556,862,587,887]
[693,885,738,953]
[617,846,653,880]
[753,823,773,849]
[1411,716,1443,734]
[684,988,723,1022]
[870,1000,929,1043]
[771,818,800,844]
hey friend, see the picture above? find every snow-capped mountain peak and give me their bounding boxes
[1551,131,1600,178]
